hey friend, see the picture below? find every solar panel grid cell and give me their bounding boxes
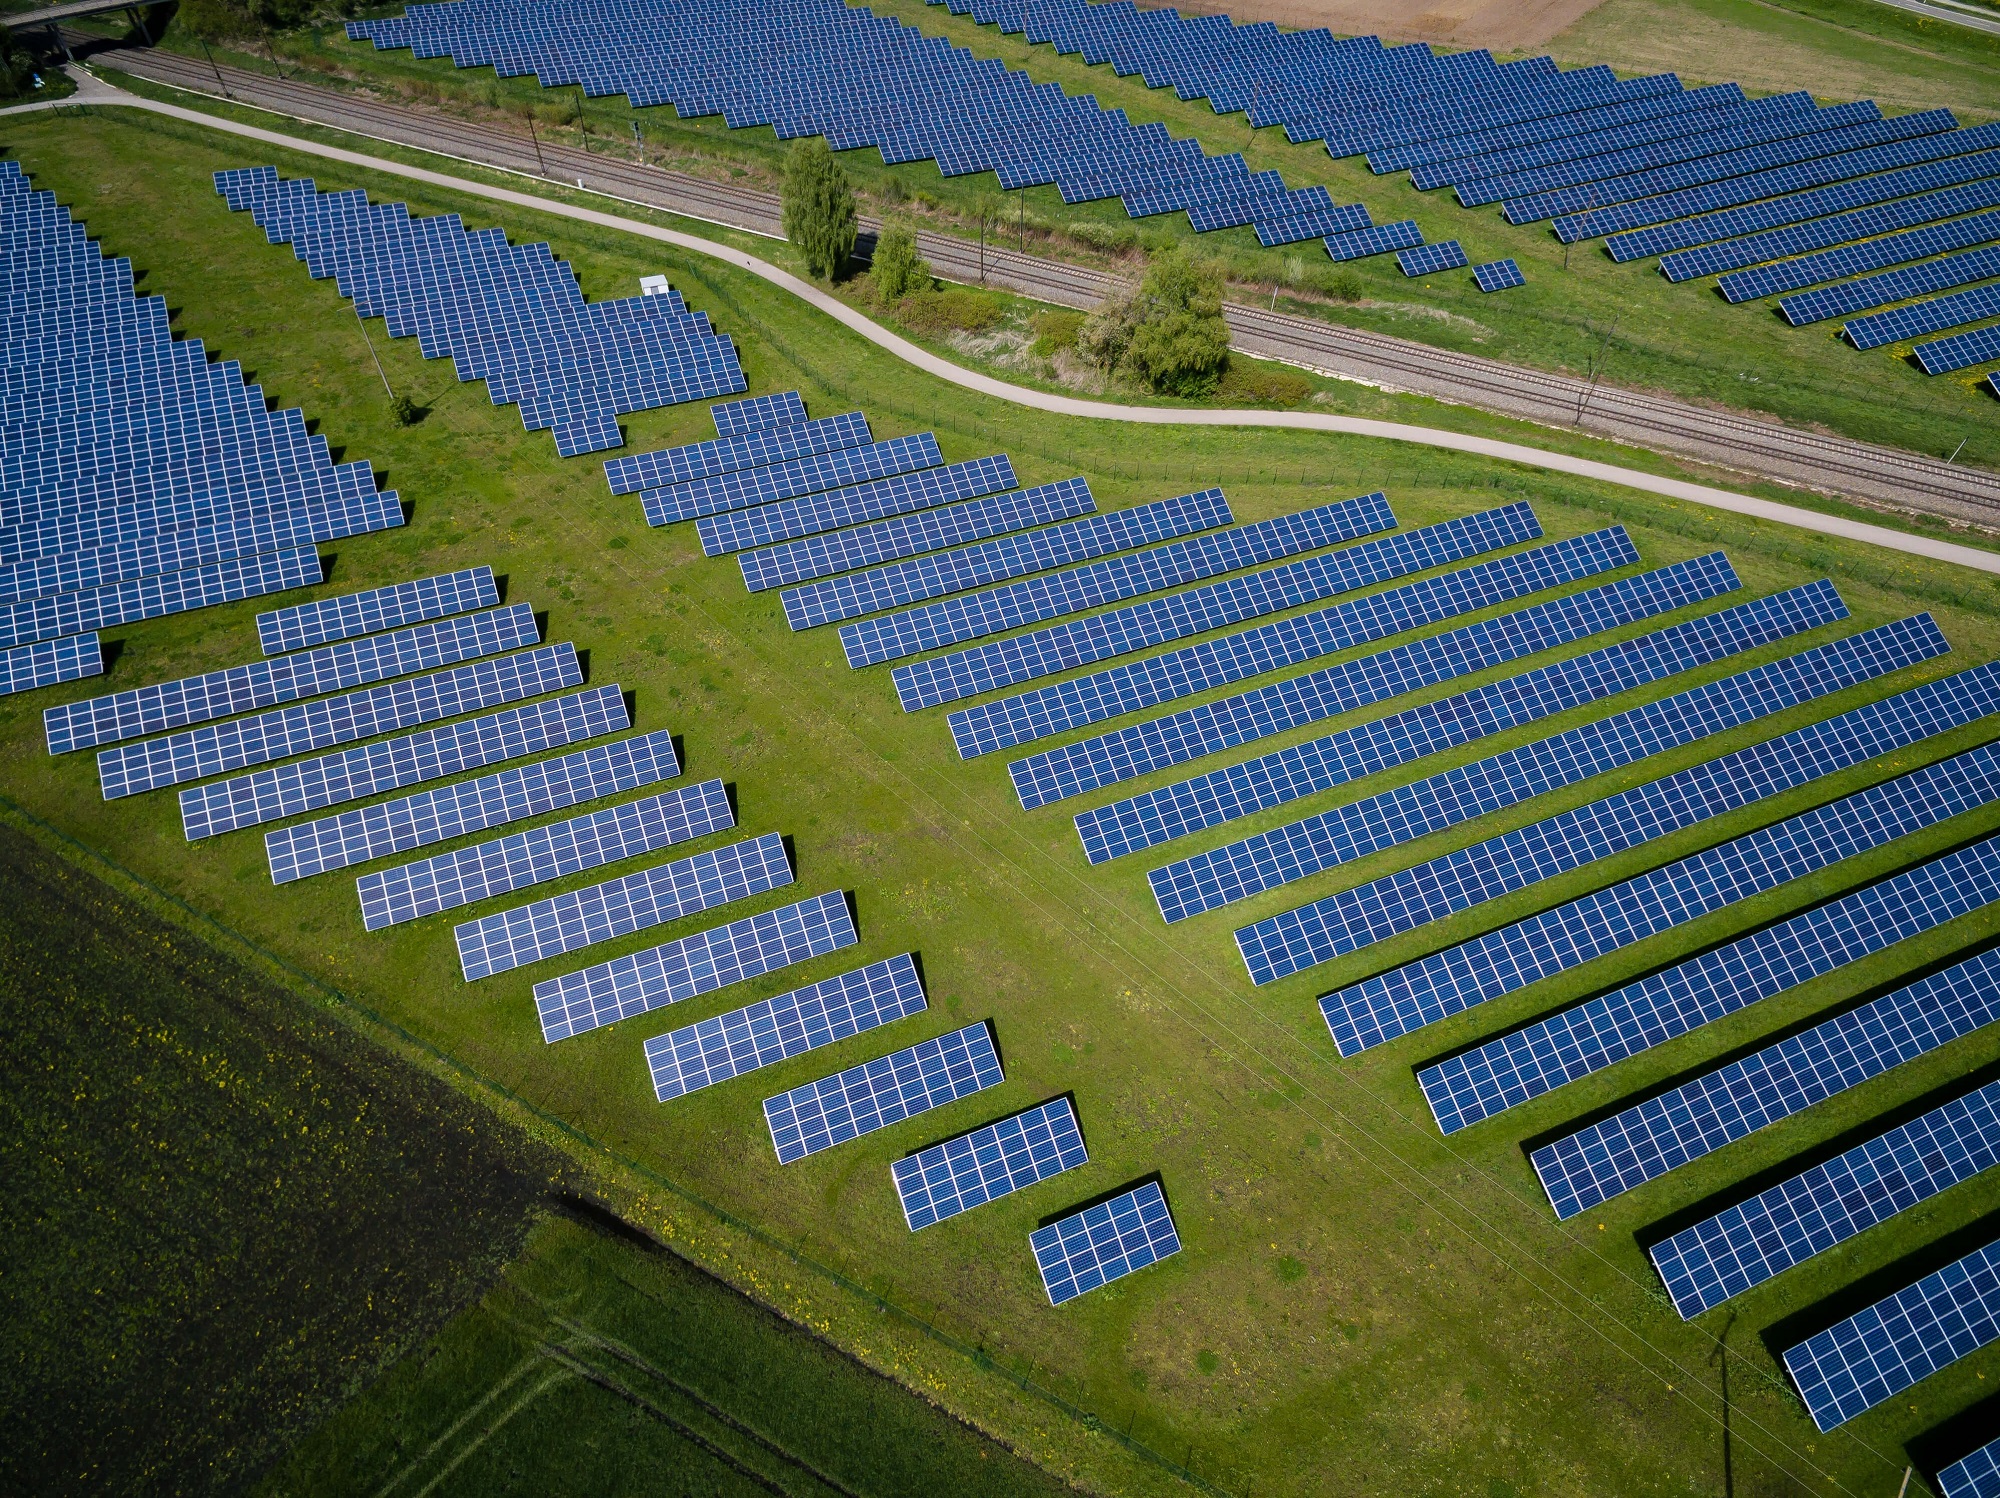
[603,410,871,494]
[1473,258,1525,291]
[709,389,809,437]
[893,1097,1089,1229]
[763,1021,1004,1164]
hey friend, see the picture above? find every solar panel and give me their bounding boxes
[1310,649,1999,1031]
[1472,258,1525,291]
[603,409,871,495]
[1077,556,1768,857]
[1536,943,2000,1228]
[47,601,541,756]
[697,454,1018,556]
[103,641,579,804]
[1848,284,2000,351]
[181,681,623,841]
[1647,1079,2000,1316]
[257,566,498,654]
[267,727,678,883]
[1418,816,2000,1135]
[777,483,1215,627]
[642,432,943,527]
[1026,555,1771,814]
[710,389,808,438]
[360,778,733,929]
[1916,320,2000,376]
[1163,609,1943,928]
[1669,179,2000,286]
[1783,1237,2000,1431]
[1031,1181,1181,1306]
[1,632,100,698]
[894,500,1546,713]
[645,952,927,1100]
[763,1021,1004,1164]
[1784,243,2000,327]
[535,889,858,1043]
[953,519,1626,761]
[893,1097,1089,1229]
[851,488,1383,670]
[1396,240,1468,276]
[455,828,790,981]
[750,477,1098,597]
[0,545,321,651]
[1940,1437,2000,1498]
[1324,221,1423,260]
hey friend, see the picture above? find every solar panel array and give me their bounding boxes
[1782,242,2000,328]
[1,632,100,699]
[1664,179,2000,285]
[215,167,743,455]
[1166,608,1942,929]
[1847,284,2000,352]
[1721,200,2000,307]
[893,1097,1089,1229]
[535,889,857,1043]
[456,828,790,980]
[1396,239,1467,276]
[256,566,497,655]
[1783,1237,2000,1431]
[646,432,944,529]
[1319,650,1998,1043]
[1648,1079,2000,1318]
[1473,258,1525,292]
[1031,1181,1181,1306]
[1537,943,2000,1229]
[602,408,871,495]
[953,517,1631,762]
[268,726,679,882]
[1916,322,2000,377]
[0,546,322,652]
[697,454,1018,556]
[645,952,927,1100]
[1418,817,2000,1136]
[1078,555,1766,862]
[711,389,805,437]
[359,777,733,929]
[1940,1437,2000,1498]
[763,1021,1003,1164]
[1030,552,1763,816]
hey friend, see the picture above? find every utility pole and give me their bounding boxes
[1576,317,1618,425]
[575,83,588,150]
[198,38,230,99]
[632,119,643,164]
[1018,186,1025,252]
[526,111,547,175]
[353,305,394,400]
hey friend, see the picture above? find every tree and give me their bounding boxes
[781,139,858,281]
[870,222,929,304]
[1122,247,1231,397]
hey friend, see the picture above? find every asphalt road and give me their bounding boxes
[58,35,2000,530]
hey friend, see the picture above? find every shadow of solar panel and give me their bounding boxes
[455,828,789,980]
[645,952,926,1100]
[605,410,871,495]
[699,454,1017,556]
[893,1097,1088,1229]
[360,777,732,928]
[1783,1238,2000,1431]
[1024,552,1761,813]
[257,566,498,655]
[48,601,541,756]
[0,545,321,651]
[177,676,616,841]
[643,432,943,527]
[764,1021,1003,1164]
[1418,809,2000,1136]
[1396,240,1468,276]
[535,889,857,1043]
[1204,609,1945,941]
[1473,258,1525,291]
[710,389,808,438]
[1,632,101,698]
[1939,1436,2000,1498]
[1031,1181,1180,1306]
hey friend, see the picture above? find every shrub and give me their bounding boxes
[1323,268,1364,303]
[1122,247,1232,397]
[1030,309,1085,357]
[175,0,254,38]
[1077,284,1143,369]
[1216,362,1311,407]
[781,138,858,280]
[0,31,40,96]
[869,223,930,305]
[897,288,1002,334]
[1066,220,1139,254]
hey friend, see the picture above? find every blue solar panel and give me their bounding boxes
[1783,1237,2000,1431]
[1087,566,1827,862]
[0,632,100,698]
[1645,1079,2000,1315]
[1031,1181,1181,1306]
[1538,945,2000,1239]
[642,432,943,527]
[749,477,1097,597]
[257,567,498,654]
[455,829,790,980]
[1324,221,1422,260]
[894,500,1543,713]
[1163,608,1943,928]
[359,778,733,928]
[1940,1437,2000,1498]
[954,517,1620,761]
[604,409,871,494]
[763,1021,1004,1164]
[535,889,858,1043]
[698,454,1018,556]
[178,680,622,841]
[1418,812,2000,1135]
[0,545,321,650]
[778,483,1213,627]
[1022,553,1761,813]
[850,487,1378,668]
[710,389,808,438]
[1473,258,1525,291]
[268,727,679,883]
[1916,320,2000,375]
[893,1097,1089,1229]
[1274,619,1968,999]
[645,952,927,1100]
[1396,240,1467,276]
[1666,180,2000,285]
[1783,243,2000,327]
[46,601,541,756]
[1849,284,2000,350]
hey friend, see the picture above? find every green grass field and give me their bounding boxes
[8,100,2000,1496]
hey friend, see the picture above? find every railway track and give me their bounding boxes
[68,35,2000,528]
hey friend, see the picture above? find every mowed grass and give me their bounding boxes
[8,109,2000,1496]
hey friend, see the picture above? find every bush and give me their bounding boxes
[1077,284,1143,369]
[1322,268,1364,303]
[869,223,930,305]
[1030,309,1085,357]
[1121,247,1233,397]
[1066,220,1139,254]
[781,138,858,280]
[0,31,40,98]
[896,288,1001,334]
[1216,362,1311,407]
[175,0,254,38]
